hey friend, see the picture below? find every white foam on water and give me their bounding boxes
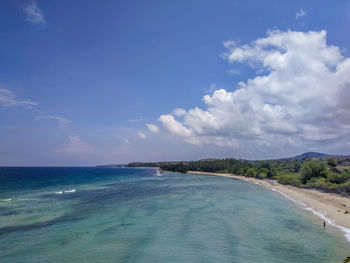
[271,188,307,207]
[155,169,162,176]
[304,207,350,242]
[0,198,12,202]
[271,187,350,242]
[54,189,76,194]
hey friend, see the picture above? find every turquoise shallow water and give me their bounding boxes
[0,167,349,263]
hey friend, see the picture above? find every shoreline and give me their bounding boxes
[188,171,350,241]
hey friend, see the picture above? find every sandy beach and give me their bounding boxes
[188,171,350,235]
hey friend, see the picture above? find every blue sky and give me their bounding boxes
[1,0,350,166]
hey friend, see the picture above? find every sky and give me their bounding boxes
[1,0,350,166]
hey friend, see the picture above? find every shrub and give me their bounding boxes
[216,169,229,173]
[306,177,337,191]
[334,180,350,195]
[306,177,326,188]
[257,172,267,179]
[327,158,337,167]
[267,167,277,178]
[245,168,257,177]
[301,160,329,184]
[257,168,269,179]
[277,173,302,186]
[237,168,246,176]
[327,173,348,184]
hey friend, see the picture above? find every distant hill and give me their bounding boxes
[97,152,350,168]
[280,152,329,160]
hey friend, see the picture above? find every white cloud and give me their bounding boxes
[295,9,306,19]
[0,87,38,108]
[159,30,350,154]
[37,115,71,127]
[23,1,46,24]
[159,114,192,137]
[172,108,187,117]
[56,136,94,154]
[138,132,147,139]
[146,123,159,133]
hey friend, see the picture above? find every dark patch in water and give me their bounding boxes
[0,207,19,216]
[265,241,315,262]
[0,213,85,237]
[0,181,216,236]
[283,219,310,232]
[97,223,133,235]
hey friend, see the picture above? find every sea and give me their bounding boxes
[0,167,349,263]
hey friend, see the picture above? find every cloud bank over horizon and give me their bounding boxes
[159,30,350,155]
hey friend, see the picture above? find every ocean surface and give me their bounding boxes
[0,167,349,263]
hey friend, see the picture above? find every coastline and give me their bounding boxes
[188,171,350,241]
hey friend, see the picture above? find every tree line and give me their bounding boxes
[128,157,350,195]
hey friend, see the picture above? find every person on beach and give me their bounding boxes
[323,221,326,228]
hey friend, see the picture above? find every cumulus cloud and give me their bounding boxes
[37,115,72,127]
[159,115,192,137]
[138,132,147,139]
[0,87,38,108]
[295,9,306,19]
[146,123,159,133]
[56,136,94,154]
[23,1,46,24]
[172,108,187,117]
[159,30,350,154]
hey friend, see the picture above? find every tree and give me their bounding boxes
[327,158,337,167]
[301,160,329,184]
[293,161,301,172]
[257,168,269,179]
[246,168,257,177]
[267,167,277,178]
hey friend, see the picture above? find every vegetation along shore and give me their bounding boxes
[127,153,350,196]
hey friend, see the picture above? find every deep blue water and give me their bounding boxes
[0,167,349,262]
